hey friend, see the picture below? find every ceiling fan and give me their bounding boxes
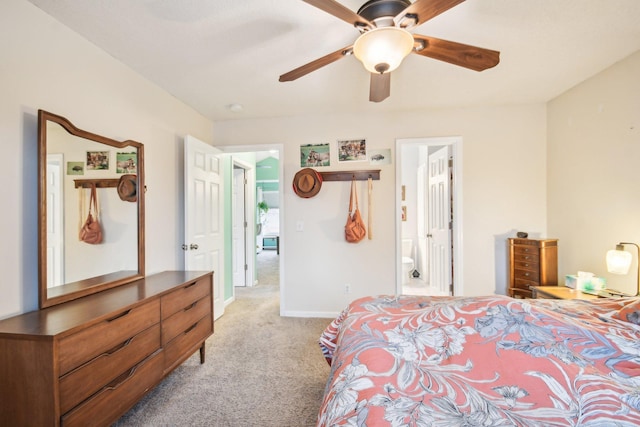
[279,0,500,102]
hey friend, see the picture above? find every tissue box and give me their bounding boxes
[565,275,606,291]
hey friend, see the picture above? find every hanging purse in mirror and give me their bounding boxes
[79,184,103,244]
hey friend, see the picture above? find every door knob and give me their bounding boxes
[181,244,188,251]
[190,243,199,250]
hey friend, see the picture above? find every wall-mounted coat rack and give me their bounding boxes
[74,178,120,189]
[319,170,380,182]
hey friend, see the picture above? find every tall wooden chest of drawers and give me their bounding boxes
[508,238,558,298]
[0,270,213,427]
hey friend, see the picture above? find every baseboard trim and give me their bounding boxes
[280,310,339,319]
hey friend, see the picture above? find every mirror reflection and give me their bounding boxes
[39,110,145,308]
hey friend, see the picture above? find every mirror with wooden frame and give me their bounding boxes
[38,110,145,308]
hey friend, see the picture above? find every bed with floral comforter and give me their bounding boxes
[317,294,640,426]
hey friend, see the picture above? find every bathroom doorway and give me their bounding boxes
[396,137,463,296]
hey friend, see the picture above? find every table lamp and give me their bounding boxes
[606,242,640,296]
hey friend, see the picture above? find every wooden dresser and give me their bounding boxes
[508,238,558,298]
[0,270,213,427]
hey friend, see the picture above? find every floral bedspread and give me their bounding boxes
[317,295,640,426]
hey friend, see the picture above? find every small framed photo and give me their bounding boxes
[402,206,407,222]
[337,139,367,162]
[67,161,84,175]
[300,143,330,167]
[369,148,391,165]
[86,151,109,170]
[117,152,137,173]
[402,185,406,201]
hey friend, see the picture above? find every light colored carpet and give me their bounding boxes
[256,248,279,286]
[113,252,331,427]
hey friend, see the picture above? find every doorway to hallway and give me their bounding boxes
[221,144,284,311]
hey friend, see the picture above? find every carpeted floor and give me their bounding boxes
[113,251,332,427]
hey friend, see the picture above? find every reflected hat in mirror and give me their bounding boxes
[292,168,322,198]
[117,174,137,202]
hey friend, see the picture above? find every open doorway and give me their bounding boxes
[221,145,283,309]
[396,137,463,297]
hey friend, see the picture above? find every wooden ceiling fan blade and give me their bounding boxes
[303,0,372,28]
[369,72,390,102]
[412,35,500,71]
[279,45,353,82]
[395,0,465,28]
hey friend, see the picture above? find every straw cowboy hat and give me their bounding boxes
[117,174,138,202]
[292,168,322,198]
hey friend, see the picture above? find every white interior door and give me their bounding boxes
[416,163,428,282]
[185,135,224,320]
[232,166,246,287]
[46,154,64,287]
[428,146,452,295]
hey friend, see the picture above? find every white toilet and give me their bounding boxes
[402,239,415,284]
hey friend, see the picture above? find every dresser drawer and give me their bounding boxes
[60,350,163,427]
[513,252,539,264]
[162,295,212,345]
[59,323,161,414]
[514,278,540,290]
[161,277,211,320]
[513,259,539,271]
[514,268,540,282]
[164,313,213,372]
[512,244,538,255]
[58,299,160,376]
[509,287,533,298]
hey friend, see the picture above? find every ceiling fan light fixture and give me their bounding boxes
[353,27,414,74]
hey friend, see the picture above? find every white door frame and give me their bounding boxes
[395,137,464,296]
[218,144,285,314]
[232,159,255,288]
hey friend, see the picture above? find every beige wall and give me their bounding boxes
[0,0,212,319]
[4,0,574,320]
[548,50,640,294]
[214,104,549,316]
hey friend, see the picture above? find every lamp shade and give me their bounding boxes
[606,248,632,275]
[353,27,414,74]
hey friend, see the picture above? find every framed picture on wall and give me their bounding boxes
[300,143,330,167]
[67,161,84,175]
[402,206,407,221]
[86,151,109,170]
[337,139,367,162]
[116,152,137,173]
[369,148,391,165]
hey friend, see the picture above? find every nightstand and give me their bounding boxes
[531,286,600,300]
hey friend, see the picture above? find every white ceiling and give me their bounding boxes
[27,0,640,122]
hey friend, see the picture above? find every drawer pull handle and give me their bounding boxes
[105,365,137,391]
[524,273,530,277]
[524,263,529,267]
[106,309,131,322]
[184,301,198,312]
[106,338,133,356]
[184,281,198,289]
[184,322,198,335]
